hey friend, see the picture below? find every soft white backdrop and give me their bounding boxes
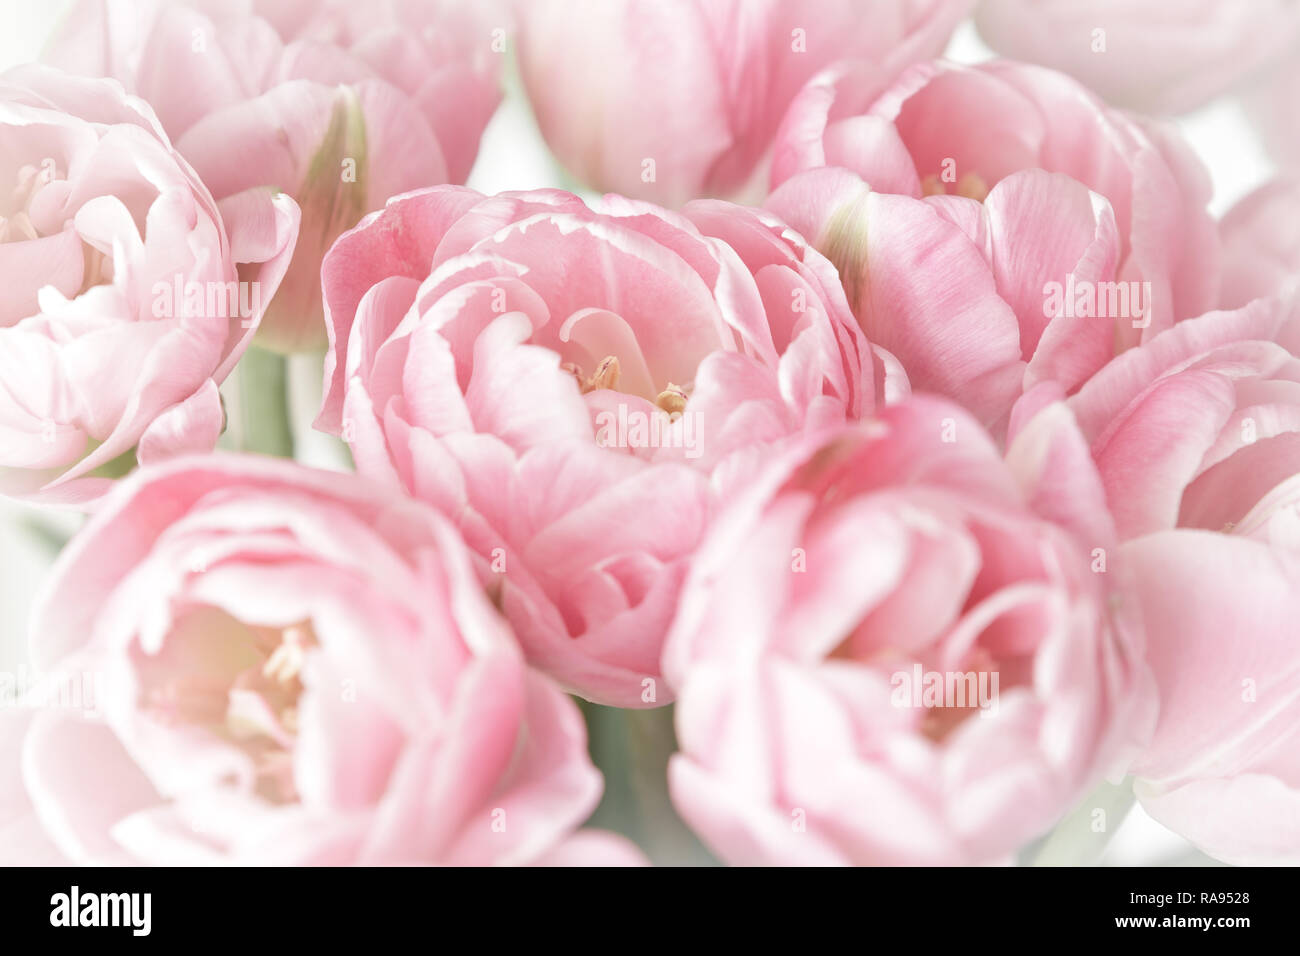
[2,1,1275,866]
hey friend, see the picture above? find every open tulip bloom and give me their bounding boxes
[3,0,1300,880]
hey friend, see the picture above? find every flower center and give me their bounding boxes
[0,162,56,243]
[139,615,319,804]
[834,638,1004,744]
[565,353,693,415]
[920,171,990,203]
[2,160,114,293]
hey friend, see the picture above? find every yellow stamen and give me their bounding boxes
[920,171,990,203]
[261,624,316,685]
[655,383,689,417]
[955,172,989,202]
[585,355,621,392]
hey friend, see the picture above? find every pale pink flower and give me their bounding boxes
[1244,52,1300,171]
[1219,177,1300,310]
[4,455,642,866]
[316,185,890,706]
[766,164,1123,428]
[1121,529,1300,866]
[1050,291,1300,541]
[516,0,971,207]
[663,396,1153,865]
[0,65,298,506]
[772,59,1220,369]
[973,0,1300,115]
[46,0,504,352]
[1010,289,1300,865]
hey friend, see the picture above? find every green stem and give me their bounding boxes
[287,352,353,471]
[239,346,295,459]
[1030,778,1136,866]
[15,511,79,560]
[579,701,718,866]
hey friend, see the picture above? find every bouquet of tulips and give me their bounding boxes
[2,0,1298,868]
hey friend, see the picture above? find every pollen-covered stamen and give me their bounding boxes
[5,162,54,214]
[262,624,317,686]
[136,615,321,805]
[0,211,37,243]
[920,171,990,203]
[920,174,945,197]
[955,172,989,202]
[232,622,319,802]
[655,382,689,417]
[585,355,621,392]
[561,361,585,388]
[567,354,623,394]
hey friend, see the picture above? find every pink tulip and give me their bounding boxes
[1056,291,1300,541]
[5,454,642,866]
[316,185,889,707]
[766,164,1125,428]
[772,60,1220,368]
[0,65,298,506]
[516,0,971,207]
[972,0,1300,115]
[1245,52,1300,171]
[1123,530,1300,865]
[46,0,504,352]
[1012,287,1300,864]
[1219,177,1300,310]
[662,396,1153,865]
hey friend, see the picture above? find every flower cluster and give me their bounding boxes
[3,0,1298,868]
